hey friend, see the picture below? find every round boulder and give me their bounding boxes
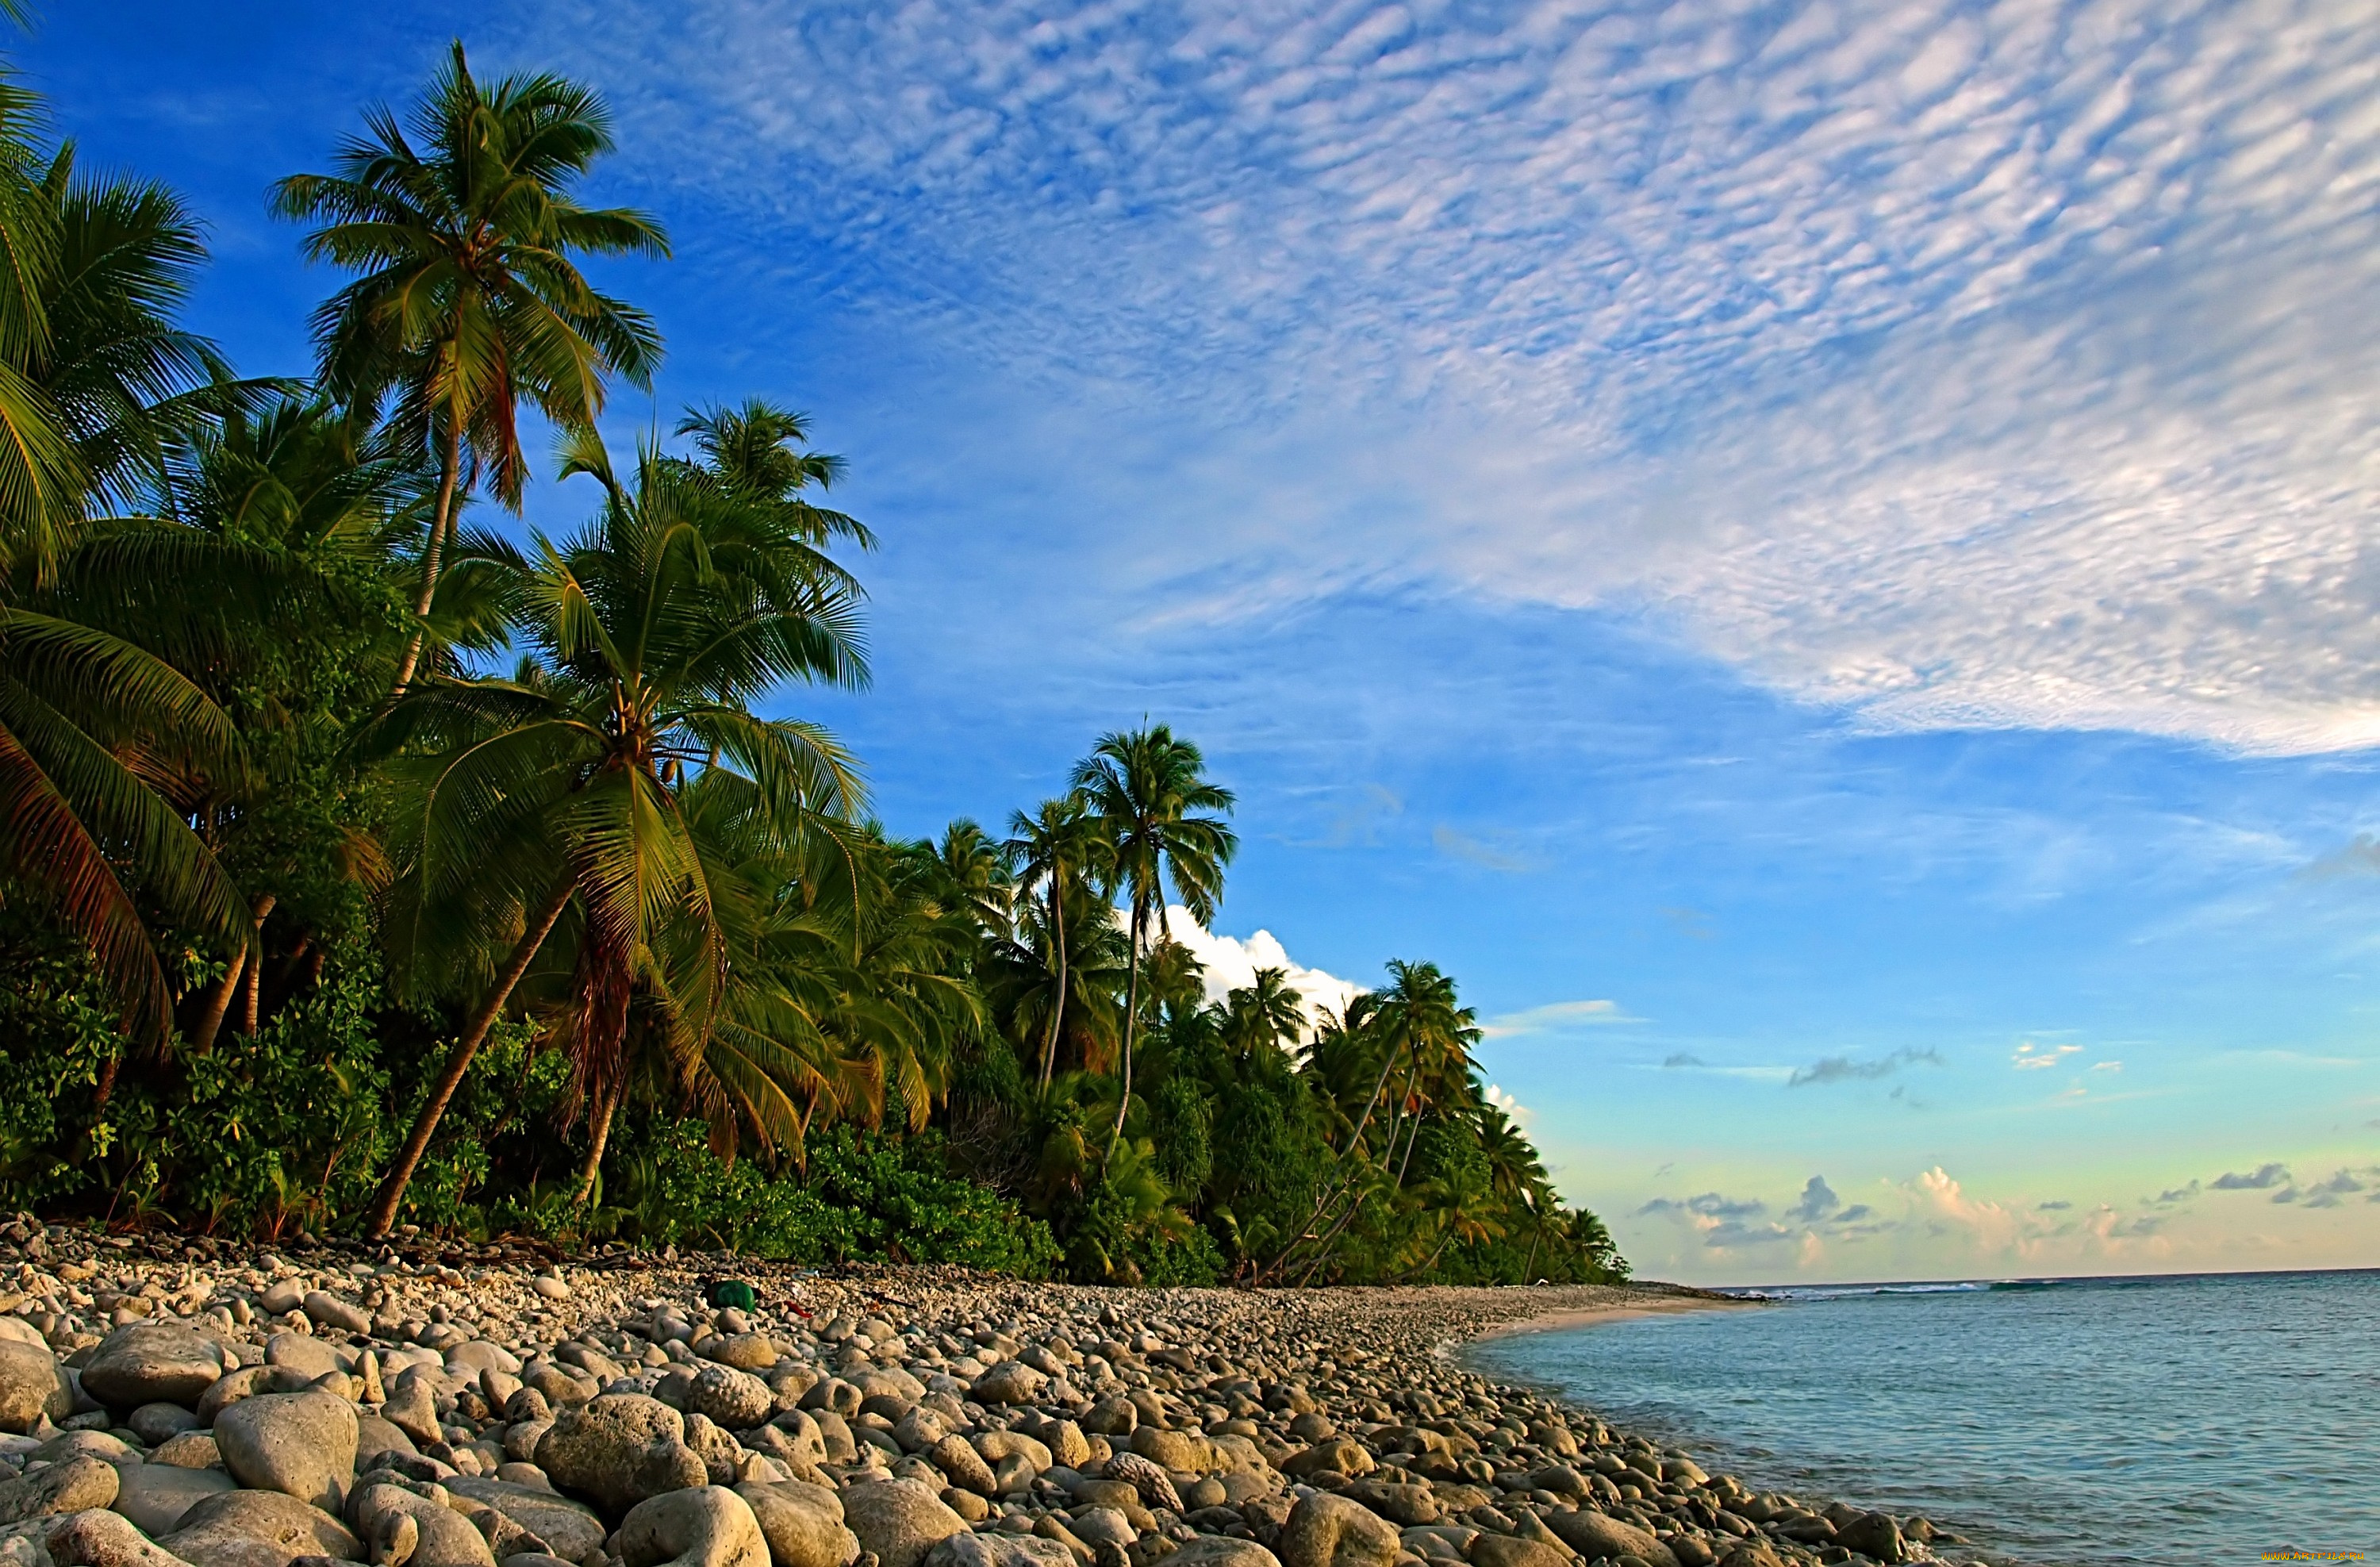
[732,1481,856,1567]
[215,1392,359,1514]
[616,1486,769,1567]
[46,1506,201,1567]
[132,1404,204,1446]
[1165,1542,1281,1567]
[704,1338,778,1374]
[1127,1429,1217,1477]
[113,1460,239,1536]
[1276,1493,1399,1567]
[443,1480,605,1562]
[536,1395,708,1516]
[0,1339,78,1433]
[1542,1511,1677,1567]
[81,1325,225,1412]
[920,1536,1074,1567]
[1282,1442,1373,1482]
[839,1479,966,1567]
[159,1489,360,1567]
[965,1363,1042,1408]
[346,1482,494,1567]
[299,1296,369,1337]
[0,1455,121,1527]
[1464,1539,1568,1567]
[685,1368,772,1433]
[923,1436,993,1497]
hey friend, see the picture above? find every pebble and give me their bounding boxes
[0,1224,1963,1567]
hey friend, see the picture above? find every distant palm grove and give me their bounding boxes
[0,43,1625,1287]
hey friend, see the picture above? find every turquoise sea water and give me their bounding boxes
[1461,1270,2380,1566]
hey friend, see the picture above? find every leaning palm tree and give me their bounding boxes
[1071,724,1235,1148]
[272,42,668,693]
[358,421,866,1237]
[1268,958,1473,1283]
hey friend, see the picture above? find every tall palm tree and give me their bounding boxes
[272,42,668,693]
[1072,726,1234,1149]
[1003,793,1107,1091]
[359,422,866,1236]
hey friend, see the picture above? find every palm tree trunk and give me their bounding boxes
[1523,1223,1542,1281]
[572,1079,620,1206]
[1263,1039,1404,1280]
[1400,1227,1457,1285]
[364,874,573,1238]
[1293,1187,1373,1287]
[1392,1097,1425,1189]
[189,893,275,1054]
[90,1053,120,1112]
[1038,878,1065,1091]
[240,935,266,1035]
[1106,900,1144,1153]
[390,417,463,697]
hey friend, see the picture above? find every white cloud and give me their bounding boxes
[1157,906,1366,1031]
[1482,1081,1533,1127]
[1481,999,1637,1037]
[2012,1042,2083,1070]
[522,0,2380,755]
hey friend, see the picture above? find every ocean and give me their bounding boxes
[1461,1269,2380,1566]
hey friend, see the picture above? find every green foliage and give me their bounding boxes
[597,1121,1058,1275]
[0,48,1630,1292]
[0,920,126,1208]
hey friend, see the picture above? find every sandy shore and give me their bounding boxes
[1462,1293,1760,1344]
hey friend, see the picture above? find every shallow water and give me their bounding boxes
[1462,1269,2380,1565]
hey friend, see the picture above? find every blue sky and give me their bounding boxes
[26,0,2380,1282]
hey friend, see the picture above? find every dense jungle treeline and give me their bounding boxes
[0,41,1627,1288]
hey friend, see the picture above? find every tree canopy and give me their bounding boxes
[0,40,1625,1288]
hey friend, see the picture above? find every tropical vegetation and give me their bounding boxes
[0,40,1626,1287]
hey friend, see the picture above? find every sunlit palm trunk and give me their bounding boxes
[573,1079,619,1206]
[189,893,275,1054]
[1107,899,1145,1154]
[1038,878,1066,1091]
[366,874,574,1238]
[389,417,462,697]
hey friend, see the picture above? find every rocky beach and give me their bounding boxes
[0,1222,1968,1567]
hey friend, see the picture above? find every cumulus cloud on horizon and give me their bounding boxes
[1157,907,1366,1031]
[531,0,2380,755]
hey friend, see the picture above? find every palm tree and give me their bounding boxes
[0,117,271,1041]
[1270,959,1473,1283]
[271,42,668,694]
[358,421,866,1236]
[677,401,870,549]
[1071,724,1234,1149]
[1403,1158,1504,1281]
[0,75,81,577]
[1220,966,1306,1058]
[985,888,1127,1085]
[926,818,1012,945]
[1003,793,1108,1091]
